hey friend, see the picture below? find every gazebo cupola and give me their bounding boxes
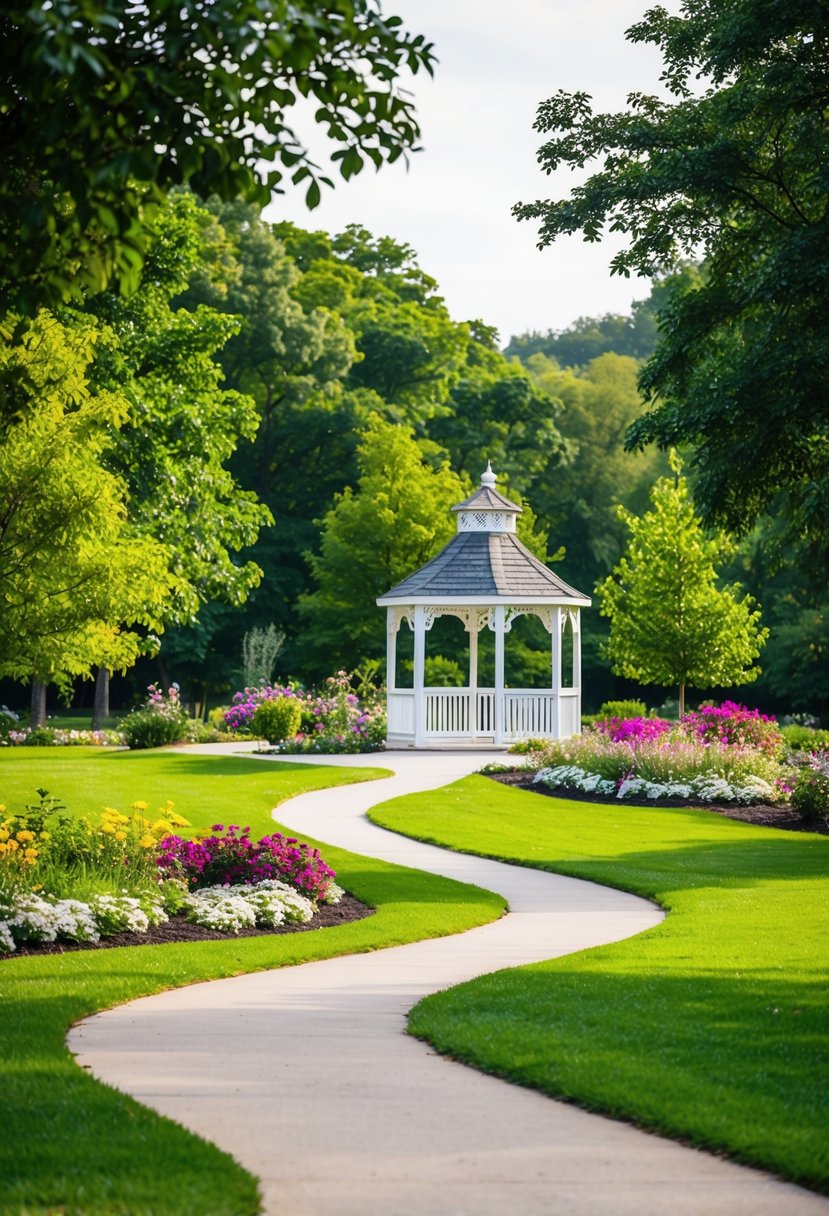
[377,463,591,749]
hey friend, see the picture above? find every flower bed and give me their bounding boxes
[1,727,126,747]
[224,670,386,752]
[0,794,343,954]
[520,702,792,806]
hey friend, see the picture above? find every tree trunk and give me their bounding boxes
[30,680,47,729]
[156,655,170,693]
[92,667,110,730]
[678,682,686,719]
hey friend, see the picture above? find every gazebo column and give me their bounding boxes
[493,605,506,745]
[468,613,478,736]
[572,609,582,732]
[551,606,562,738]
[413,604,426,748]
[385,608,397,694]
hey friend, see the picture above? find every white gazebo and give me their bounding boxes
[377,463,591,748]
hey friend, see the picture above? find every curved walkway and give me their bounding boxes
[70,749,828,1216]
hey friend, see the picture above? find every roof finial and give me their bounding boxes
[480,460,497,489]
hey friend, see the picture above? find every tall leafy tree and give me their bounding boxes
[0,313,175,719]
[85,195,271,623]
[515,0,829,564]
[78,194,273,715]
[298,417,468,673]
[597,455,767,715]
[524,352,669,586]
[1,1,435,309]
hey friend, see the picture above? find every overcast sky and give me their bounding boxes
[264,0,667,346]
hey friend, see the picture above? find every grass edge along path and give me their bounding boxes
[0,750,505,1216]
[369,774,829,1195]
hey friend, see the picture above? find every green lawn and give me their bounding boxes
[370,775,829,1194]
[0,749,505,1216]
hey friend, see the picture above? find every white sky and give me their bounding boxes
[264,0,667,346]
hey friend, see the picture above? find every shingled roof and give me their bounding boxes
[379,531,590,603]
[450,484,522,514]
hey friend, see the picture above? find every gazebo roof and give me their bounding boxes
[378,530,591,605]
[450,484,522,514]
[377,462,591,608]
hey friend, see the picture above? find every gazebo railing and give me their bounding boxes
[387,687,580,742]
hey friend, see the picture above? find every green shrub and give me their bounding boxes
[182,720,223,744]
[123,710,187,750]
[251,695,302,744]
[790,753,829,824]
[596,700,647,721]
[208,706,229,730]
[508,737,549,755]
[23,727,55,746]
[781,724,829,752]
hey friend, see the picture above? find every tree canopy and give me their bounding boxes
[0,312,175,689]
[299,417,468,672]
[515,0,829,565]
[1,1,434,309]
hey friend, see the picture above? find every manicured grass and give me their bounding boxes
[0,750,505,1216]
[370,776,829,1193]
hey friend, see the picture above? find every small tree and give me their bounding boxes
[596,454,767,716]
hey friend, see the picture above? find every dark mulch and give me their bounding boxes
[5,893,375,959]
[487,770,829,835]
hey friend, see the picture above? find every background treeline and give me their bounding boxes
[2,194,824,719]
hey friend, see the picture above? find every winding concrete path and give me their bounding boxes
[70,749,828,1215]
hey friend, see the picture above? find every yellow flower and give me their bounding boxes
[16,830,35,843]
[99,823,116,835]
[0,843,7,855]
[151,818,175,836]
[33,883,42,892]
[132,800,149,812]
[139,834,155,848]
[24,848,38,863]
[115,830,127,842]
[40,831,50,841]
[169,813,191,828]
[6,839,18,852]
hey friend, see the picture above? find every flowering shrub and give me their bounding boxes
[184,880,316,933]
[224,685,300,731]
[123,683,189,750]
[156,824,339,901]
[0,888,170,952]
[595,716,672,744]
[790,751,829,824]
[0,792,191,897]
[680,702,783,756]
